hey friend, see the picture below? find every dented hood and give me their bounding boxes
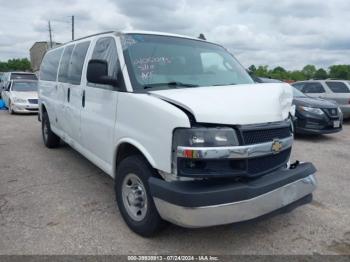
[149,83,293,125]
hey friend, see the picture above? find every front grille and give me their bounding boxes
[323,108,338,118]
[177,148,291,178]
[28,99,38,104]
[247,148,291,176]
[241,127,291,145]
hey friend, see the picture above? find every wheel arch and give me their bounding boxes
[113,138,157,178]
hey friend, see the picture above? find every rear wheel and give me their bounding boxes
[115,155,166,237]
[42,111,60,148]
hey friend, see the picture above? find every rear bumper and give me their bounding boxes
[150,163,316,228]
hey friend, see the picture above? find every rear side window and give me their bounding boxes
[325,81,350,93]
[40,48,63,81]
[68,41,90,85]
[11,73,37,80]
[91,37,119,80]
[58,45,74,83]
[303,82,325,93]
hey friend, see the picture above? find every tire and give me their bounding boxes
[8,100,14,114]
[42,111,60,148]
[115,155,166,237]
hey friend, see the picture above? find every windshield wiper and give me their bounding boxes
[212,83,236,86]
[143,81,199,89]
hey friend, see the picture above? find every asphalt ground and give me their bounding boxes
[0,111,349,255]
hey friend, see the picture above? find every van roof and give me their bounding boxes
[48,30,209,51]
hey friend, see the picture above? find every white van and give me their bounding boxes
[38,31,317,236]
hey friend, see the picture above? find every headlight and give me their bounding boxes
[173,127,239,148]
[299,106,324,115]
[13,97,27,103]
[338,107,342,114]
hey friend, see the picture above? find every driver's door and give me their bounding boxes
[80,36,120,174]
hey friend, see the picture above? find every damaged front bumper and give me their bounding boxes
[149,162,316,228]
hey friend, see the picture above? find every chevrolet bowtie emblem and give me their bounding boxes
[271,139,283,154]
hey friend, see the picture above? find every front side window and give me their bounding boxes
[40,48,63,81]
[325,81,350,93]
[303,82,325,93]
[122,34,253,92]
[12,81,38,92]
[91,37,119,80]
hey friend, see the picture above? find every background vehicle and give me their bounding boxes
[292,88,343,134]
[0,72,37,97]
[292,80,350,118]
[2,80,39,114]
[38,31,316,237]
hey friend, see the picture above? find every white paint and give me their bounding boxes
[39,31,293,177]
[150,83,293,125]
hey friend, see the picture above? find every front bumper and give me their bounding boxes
[295,110,342,135]
[12,103,38,113]
[150,162,316,228]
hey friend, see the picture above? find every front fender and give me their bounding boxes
[114,92,191,174]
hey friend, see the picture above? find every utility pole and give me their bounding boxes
[48,20,53,48]
[72,15,75,41]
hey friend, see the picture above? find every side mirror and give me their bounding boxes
[5,82,11,91]
[87,59,118,87]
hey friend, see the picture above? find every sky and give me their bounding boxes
[0,0,349,70]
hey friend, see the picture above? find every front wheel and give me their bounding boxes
[42,111,60,148]
[8,100,14,114]
[115,155,166,237]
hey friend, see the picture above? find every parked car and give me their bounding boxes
[2,80,39,114]
[0,71,37,97]
[292,80,350,119]
[38,31,316,236]
[292,87,343,134]
[254,77,343,134]
[0,73,5,98]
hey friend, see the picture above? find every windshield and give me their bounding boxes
[293,87,306,97]
[122,34,254,91]
[12,81,38,92]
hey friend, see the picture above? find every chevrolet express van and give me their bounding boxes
[38,31,317,236]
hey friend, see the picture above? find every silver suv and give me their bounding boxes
[292,80,350,118]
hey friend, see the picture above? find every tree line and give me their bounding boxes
[0,58,32,72]
[1,57,350,82]
[248,64,350,81]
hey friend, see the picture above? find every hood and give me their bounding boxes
[293,96,338,109]
[11,91,38,100]
[149,83,293,125]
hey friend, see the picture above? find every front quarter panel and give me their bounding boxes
[115,93,191,174]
